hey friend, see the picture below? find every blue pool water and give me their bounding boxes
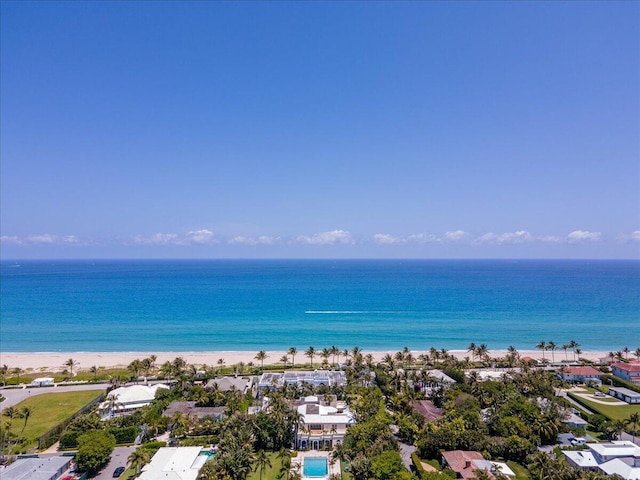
[304,457,328,477]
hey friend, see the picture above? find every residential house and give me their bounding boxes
[139,447,214,480]
[205,376,253,393]
[258,370,346,390]
[295,395,355,450]
[558,366,603,384]
[100,383,169,419]
[612,361,640,386]
[441,450,515,479]
[1,456,72,480]
[563,440,640,480]
[608,387,640,404]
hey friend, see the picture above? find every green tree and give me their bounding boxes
[305,346,316,367]
[535,341,547,362]
[18,406,32,438]
[255,351,268,369]
[624,412,640,442]
[370,450,406,480]
[288,347,297,368]
[254,449,272,480]
[64,358,79,378]
[76,430,116,473]
[128,448,151,475]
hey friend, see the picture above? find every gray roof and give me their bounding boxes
[206,376,253,392]
[2,456,72,480]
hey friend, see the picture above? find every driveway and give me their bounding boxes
[90,445,136,480]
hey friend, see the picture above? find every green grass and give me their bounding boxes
[568,392,640,421]
[246,452,284,480]
[506,461,530,480]
[4,389,105,451]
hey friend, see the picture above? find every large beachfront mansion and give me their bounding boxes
[293,395,355,450]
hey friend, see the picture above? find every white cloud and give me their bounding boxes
[27,233,58,244]
[475,230,534,245]
[407,233,440,243]
[373,233,440,245]
[186,229,215,244]
[0,235,23,245]
[444,230,467,241]
[619,231,640,243]
[297,230,353,245]
[229,235,280,246]
[567,230,602,243]
[373,234,403,245]
[132,233,182,245]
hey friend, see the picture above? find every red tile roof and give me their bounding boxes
[442,450,492,479]
[612,361,640,373]
[562,366,602,376]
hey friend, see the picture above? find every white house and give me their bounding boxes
[139,447,214,480]
[564,441,640,480]
[258,370,346,390]
[295,395,355,450]
[100,384,169,419]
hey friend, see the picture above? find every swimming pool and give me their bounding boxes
[303,457,328,477]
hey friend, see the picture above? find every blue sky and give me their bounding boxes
[1,1,638,259]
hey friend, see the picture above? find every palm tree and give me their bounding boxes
[128,359,142,383]
[623,346,630,360]
[547,341,557,363]
[624,412,640,442]
[561,344,570,361]
[64,358,79,378]
[467,342,477,362]
[330,345,339,365]
[255,350,268,369]
[101,393,123,418]
[3,406,17,439]
[568,340,579,361]
[288,347,298,369]
[89,365,98,381]
[1,364,8,386]
[635,348,640,361]
[18,406,33,437]
[536,341,547,362]
[280,355,289,369]
[254,449,272,480]
[305,346,316,367]
[128,447,151,475]
[321,348,331,366]
[476,344,489,363]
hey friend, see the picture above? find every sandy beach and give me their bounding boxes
[0,349,609,372]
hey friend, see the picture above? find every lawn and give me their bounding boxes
[246,452,284,480]
[568,392,640,421]
[4,389,105,452]
[506,460,530,480]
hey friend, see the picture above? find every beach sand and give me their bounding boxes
[0,349,608,372]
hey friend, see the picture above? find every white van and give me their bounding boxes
[570,437,587,446]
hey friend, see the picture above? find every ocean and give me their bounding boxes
[0,259,638,353]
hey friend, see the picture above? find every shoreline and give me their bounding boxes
[0,349,609,372]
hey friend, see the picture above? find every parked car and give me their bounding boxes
[113,466,125,477]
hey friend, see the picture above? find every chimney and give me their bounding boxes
[465,460,471,469]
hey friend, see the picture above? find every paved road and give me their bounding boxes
[0,383,109,409]
[90,445,136,480]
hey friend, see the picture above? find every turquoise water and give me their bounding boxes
[0,259,638,352]
[303,457,328,477]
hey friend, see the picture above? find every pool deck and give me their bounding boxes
[293,451,340,479]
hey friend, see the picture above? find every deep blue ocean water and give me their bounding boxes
[0,259,638,353]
